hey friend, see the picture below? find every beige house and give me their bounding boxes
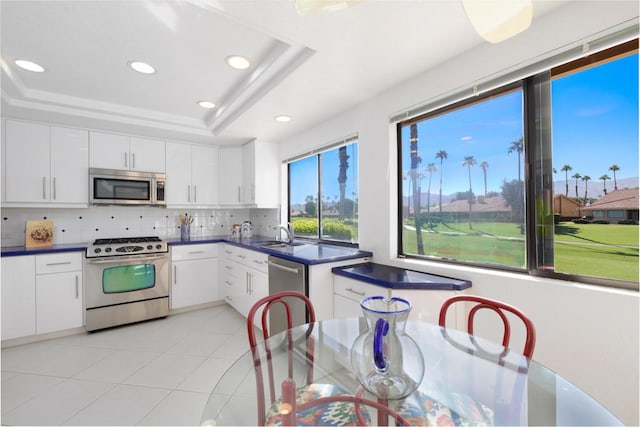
[581,188,639,223]
[553,194,582,219]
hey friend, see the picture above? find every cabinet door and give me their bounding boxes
[165,142,192,204]
[89,131,130,170]
[191,145,218,205]
[50,126,89,203]
[241,141,255,204]
[333,293,365,319]
[247,269,269,330]
[130,137,165,173]
[1,256,36,340]
[218,147,243,205]
[243,139,279,207]
[36,271,83,334]
[391,289,456,325]
[5,120,50,202]
[171,258,219,309]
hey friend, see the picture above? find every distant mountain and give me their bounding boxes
[401,192,452,208]
[552,176,638,199]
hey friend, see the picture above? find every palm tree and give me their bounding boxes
[337,146,349,220]
[425,162,437,227]
[599,174,611,195]
[582,175,591,205]
[508,137,524,233]
[609,164,620,191]
[572,173,581,199]
[462,155,476,229]
[508,138,524,183]
[435,150,448,215]
[479,161,489,197]
[409,124,424,254]
[561,164,572,197]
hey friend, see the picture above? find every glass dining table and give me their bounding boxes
[200,317,622,426]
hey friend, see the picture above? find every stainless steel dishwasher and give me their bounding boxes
[267,256,308,335]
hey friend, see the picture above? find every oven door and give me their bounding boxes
[84,253,169,309]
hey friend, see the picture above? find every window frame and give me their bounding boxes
[396,40,638,291]
[286,138,359,247]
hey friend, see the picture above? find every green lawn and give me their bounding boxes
[403,221,639,283]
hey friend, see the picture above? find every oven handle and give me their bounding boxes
[85,254,168,264]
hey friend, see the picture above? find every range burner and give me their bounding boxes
[87,236,167,258]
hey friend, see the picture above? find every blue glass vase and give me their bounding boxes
[351,296,424,400]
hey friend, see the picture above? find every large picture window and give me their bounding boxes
[288,139,359,244]
[398,40,638,289]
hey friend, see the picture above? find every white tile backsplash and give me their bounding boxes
[1,207,279,247]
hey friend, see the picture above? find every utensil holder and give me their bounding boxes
[181,225,191,241]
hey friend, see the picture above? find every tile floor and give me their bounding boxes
[1,304,250,426]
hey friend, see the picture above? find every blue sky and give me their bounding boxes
[400,52,639,197]
[291,52,638,205]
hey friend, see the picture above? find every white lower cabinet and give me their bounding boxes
[170,244,220,309]
[2,252,83,342]
[221,244,268,329]
[35,253,83,335]
[333,276,390,319]
[333,275,459,325]
[1,256,36,340]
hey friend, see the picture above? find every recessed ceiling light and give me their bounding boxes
[226,55,251,70]
[15,59,45,73]
[128,61,156,74]
[197,100,216,109]
[274,115,292,123]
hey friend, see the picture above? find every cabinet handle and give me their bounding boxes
[174,265,177,284]
[237,255,246,259]
[42,177,46,199]
[75,275,79,299]
[46,261,72,266]
[238,186,241,203]
[224,250,232,254]
[124,152,128,168]
[346,287,365,297]
[253,260,263,265]
[194,185,197,203]
[225,280,232,286]
[248,273,253,295]
[132,153,136,169]
[53,177,57,200]
[188,251,205,254]
[187,185,191,202]
[225,265,232,270]
[226,296,232,301]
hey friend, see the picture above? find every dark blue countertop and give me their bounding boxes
[0,243,87,257]
[2,235,372,266]
[332,262,471,290]
[169,236,372,265]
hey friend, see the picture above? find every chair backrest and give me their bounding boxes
[439,295,536,358]
[247,290,316,348]
[246,291,317,425]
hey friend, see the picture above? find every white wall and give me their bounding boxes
[277,2,639,424]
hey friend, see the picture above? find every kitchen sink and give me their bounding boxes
[254,241,304,248]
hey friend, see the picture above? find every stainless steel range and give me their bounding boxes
[84,236,169,331]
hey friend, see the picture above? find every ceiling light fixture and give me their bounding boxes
[274,115,292,123]
[197,100,216,109]
[226,55,251,70]
[128,60,156,74]
[461,0,533,44]
[14,59,45,73]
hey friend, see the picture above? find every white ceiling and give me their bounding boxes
[1,0,566,146]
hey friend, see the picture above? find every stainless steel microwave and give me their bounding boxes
[89,168,166,206]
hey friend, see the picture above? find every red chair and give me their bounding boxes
[248,291,372,426]
[438,295,536,359]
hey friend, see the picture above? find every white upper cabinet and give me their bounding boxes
[218,147,243,206]
[165,141,218,206]
[242,139,279,207]
[89,131,165,173]
[4,120,88,205]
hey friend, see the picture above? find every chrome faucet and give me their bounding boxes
[276,223,294,243]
